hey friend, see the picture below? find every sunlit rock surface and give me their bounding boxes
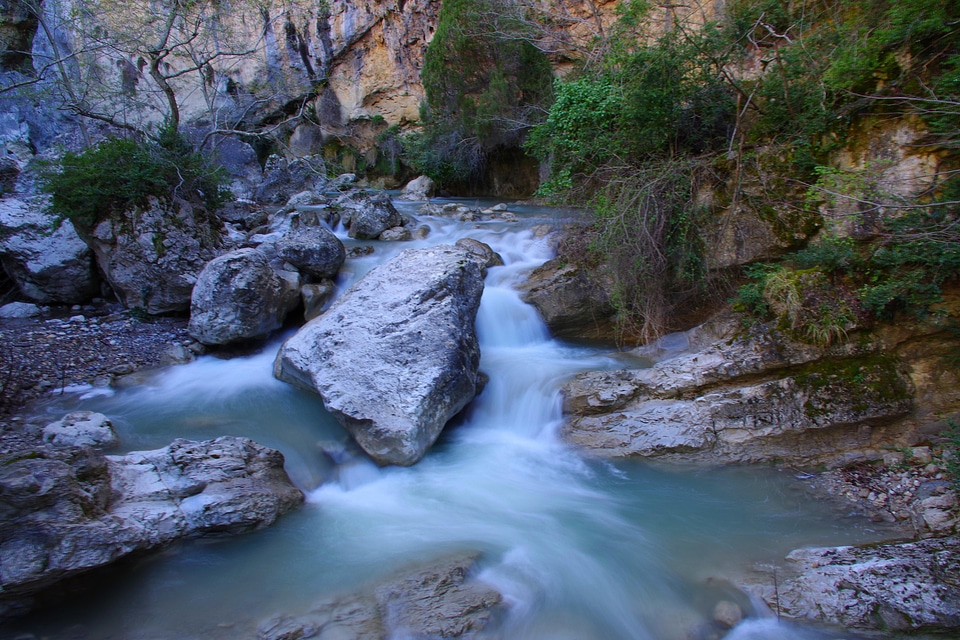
[275,245,484,466]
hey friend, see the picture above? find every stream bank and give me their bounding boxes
[0,202,956,638]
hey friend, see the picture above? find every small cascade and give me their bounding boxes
[8,199,893,640]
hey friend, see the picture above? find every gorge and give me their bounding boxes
[1,0,959,638]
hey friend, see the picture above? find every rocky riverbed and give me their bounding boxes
[2,296,959,636]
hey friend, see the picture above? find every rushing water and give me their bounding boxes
[8,200,897,639]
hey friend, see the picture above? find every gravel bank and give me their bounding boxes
[0,303,198,453]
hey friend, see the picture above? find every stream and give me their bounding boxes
[6,199,899,639]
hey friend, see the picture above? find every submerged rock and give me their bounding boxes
[257,552,501,640]
[274,245,484,466]
[766,536,960,633]
[0,437,302,618]
[188,248,300,346]
[301,280,336,321]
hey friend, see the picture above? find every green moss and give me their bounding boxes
[1,450,43,465]
[794,356,911,418]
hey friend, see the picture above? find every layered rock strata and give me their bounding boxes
[559,315,960,467]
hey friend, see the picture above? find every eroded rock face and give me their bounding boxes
[561,319,917,466]
[518,257,618,341]
[254,155,328,205]
[188,248,301,346]
[0,198,99,304]
[765,536,960,633]
[83,197,221,315]
[274,245,484,466]
[257,552,502,640]
[0,437,303,618]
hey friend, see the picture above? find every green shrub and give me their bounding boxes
[413,0,553,188]
[42,127,230,232]
[526,27,734,195]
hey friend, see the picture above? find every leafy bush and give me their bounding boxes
[41,127,230,232]
[585,159,719,342]
[526,28,734,196]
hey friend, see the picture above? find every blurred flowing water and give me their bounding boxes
[7,200,894,639]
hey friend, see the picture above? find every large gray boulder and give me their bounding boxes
[275,221,345,281]
[338,192,403,240]
[0,198,99,304]
[760,536,960,633]
[188,248,300,346]
[274,245,484,466]
[83,197,221,314]
[0,437,303,618]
